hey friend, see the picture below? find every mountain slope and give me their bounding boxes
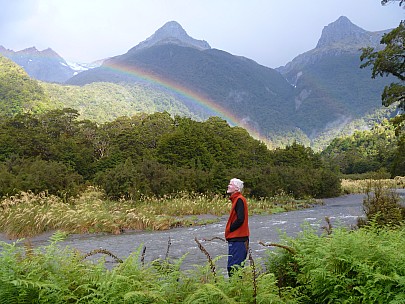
[0,46,76,83]
[0,54,197,122]
[277,16,395,142]
[42,81,197,123]
[67,21,297,137]
[0,55,50,115]
[67,17,395,146]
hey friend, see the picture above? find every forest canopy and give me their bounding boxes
[0,109,341,199]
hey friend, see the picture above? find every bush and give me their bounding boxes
[358,179,405,227]
[0,157,83,198]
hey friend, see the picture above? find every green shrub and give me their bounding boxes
[0,157,83,198]
[358,179,405,227]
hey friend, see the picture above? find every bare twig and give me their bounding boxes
[195,237,216,278]
[248,247,257,304]
[258,242,296,255]
[165,237,171,260]
[82,248,123,263]
[322,216,333,235]
[202,236,226,242]
[141,245,146,266]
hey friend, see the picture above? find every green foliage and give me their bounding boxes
[43,81,198,123]
[321,120,401,176]
[392,132,405,176]
[0,157,83,198]
[264,225,405,303]
[0,55,50,116]
[0,109,339,199]
[0,234,287,303]
[241,142,341,198]
[358,179,405,227]
[239,164,340,199]
[94,157,138,200]
[271,142,322,168]
[1,223,404,302]
[360,20,405,173]
[361,21,405,111]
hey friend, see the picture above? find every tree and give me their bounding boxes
[360,21,405,112]
[360,11,405,175]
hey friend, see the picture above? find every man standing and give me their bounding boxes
[225,178,249,277]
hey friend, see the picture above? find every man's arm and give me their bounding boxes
[230,198,245,232]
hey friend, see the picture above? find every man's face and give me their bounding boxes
[227,182,238,194]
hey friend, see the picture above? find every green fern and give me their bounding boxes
[184,283,235,304]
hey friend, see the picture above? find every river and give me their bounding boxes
[2,190,404,272]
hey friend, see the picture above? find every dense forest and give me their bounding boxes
[321,119,405,177]
[0,109,341,199]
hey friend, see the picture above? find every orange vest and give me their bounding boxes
[225,192,250,240]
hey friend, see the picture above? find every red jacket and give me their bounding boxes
[225,192,249,240]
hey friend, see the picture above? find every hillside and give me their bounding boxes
[0,55,51,116]
[42,81,198,123]
[0,54,198,123]
[287,53,395,137]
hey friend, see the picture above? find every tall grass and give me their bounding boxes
[341,176,405,194]
[0,187,316,239]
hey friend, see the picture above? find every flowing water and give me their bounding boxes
[2,190,404,272]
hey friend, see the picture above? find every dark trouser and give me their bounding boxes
[227,240,249,277]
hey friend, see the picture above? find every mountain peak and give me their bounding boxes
[129,21,211,52]
[155,21,189,39]
[316,16,368,48]
[20,46,40,54]
[41,47,63,58]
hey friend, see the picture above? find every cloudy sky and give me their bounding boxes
[0,0,403,68]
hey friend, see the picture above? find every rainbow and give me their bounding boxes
[3,48,268,143]
[101,61,267,142]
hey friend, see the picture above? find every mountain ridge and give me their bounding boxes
[0,16,396,149]
[277,16,390,78]
[0,46,76,83]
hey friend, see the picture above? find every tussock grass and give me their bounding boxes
[341,176,405,194]
[0,187,316,239]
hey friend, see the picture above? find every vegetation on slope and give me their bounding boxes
[42,81,198,123]
[0,55,51,116]
[321,119,402,176]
